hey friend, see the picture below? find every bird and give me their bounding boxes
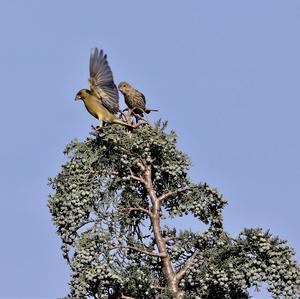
[118,81,158,115]
[75,48,130,127]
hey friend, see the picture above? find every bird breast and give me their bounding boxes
[83,96,103,119]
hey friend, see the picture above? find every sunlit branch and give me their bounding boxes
[129,168,145,183]
[158,185,199,202]
[175,250,201,282]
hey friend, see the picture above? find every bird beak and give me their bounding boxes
[75,95,80,101]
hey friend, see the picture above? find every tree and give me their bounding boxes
[48,120,300,299]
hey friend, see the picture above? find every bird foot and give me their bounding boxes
[131,119,146,129]
[128,109,145,124]
[132,112,144,120]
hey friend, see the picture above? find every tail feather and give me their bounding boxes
[113,117,132,127]
[145,108,158,114]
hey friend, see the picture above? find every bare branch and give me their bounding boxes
[118,207,153,217]
[121,295,136,299]
[158,185,199,202]
[111,244,166,258]
[175,250,201,282]
[143,165,180,294]
[136,158,147,172]
[129,168,145,183]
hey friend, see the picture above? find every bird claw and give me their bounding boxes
[117,108,149,129]
[131,119,146,129]
[124,108,146,124]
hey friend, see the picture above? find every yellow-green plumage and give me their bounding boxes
[75,89,129,127]
[75,48,130,127]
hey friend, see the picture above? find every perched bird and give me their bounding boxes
[75,48,129,127]
[118,81,158,115]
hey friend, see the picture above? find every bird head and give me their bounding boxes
[118,81,131,94]
[75,89,91,101]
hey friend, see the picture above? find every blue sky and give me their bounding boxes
[0,1,299,298]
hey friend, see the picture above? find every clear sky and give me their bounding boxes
[0,1,299,298]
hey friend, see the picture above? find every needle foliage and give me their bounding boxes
[48,121,300,299]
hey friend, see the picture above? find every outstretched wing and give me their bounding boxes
[89,48,119,114]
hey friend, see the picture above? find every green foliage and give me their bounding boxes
[49,122,300,298]
[182,229,300,298]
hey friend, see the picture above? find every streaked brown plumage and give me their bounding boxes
[118,81,157,114]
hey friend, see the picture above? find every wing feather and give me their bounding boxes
[89,48,119,113]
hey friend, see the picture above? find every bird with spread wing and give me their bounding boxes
[75,48,130,127]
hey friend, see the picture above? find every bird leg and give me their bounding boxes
[131,119,145,129]
[124,108,135,125]
[124,107,145,123]
[119,108,146,126]
[120,111,131,125]
[131,109,146,124]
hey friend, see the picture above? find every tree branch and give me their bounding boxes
[118,207,153,217]
[121,295,136,299]
[129,168,145,183]
[131,119,145,129]
[143,165,180,295]
[111,244,166,258]
[175,250,201,282]
[158,185,198,202]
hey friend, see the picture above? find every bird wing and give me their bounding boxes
[89,48,119,114]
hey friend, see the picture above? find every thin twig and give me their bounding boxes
[111,244,166,258]
[129,168,145,183]
[118,207,153,217]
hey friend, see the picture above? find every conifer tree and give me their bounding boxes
[49,120,300,299]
